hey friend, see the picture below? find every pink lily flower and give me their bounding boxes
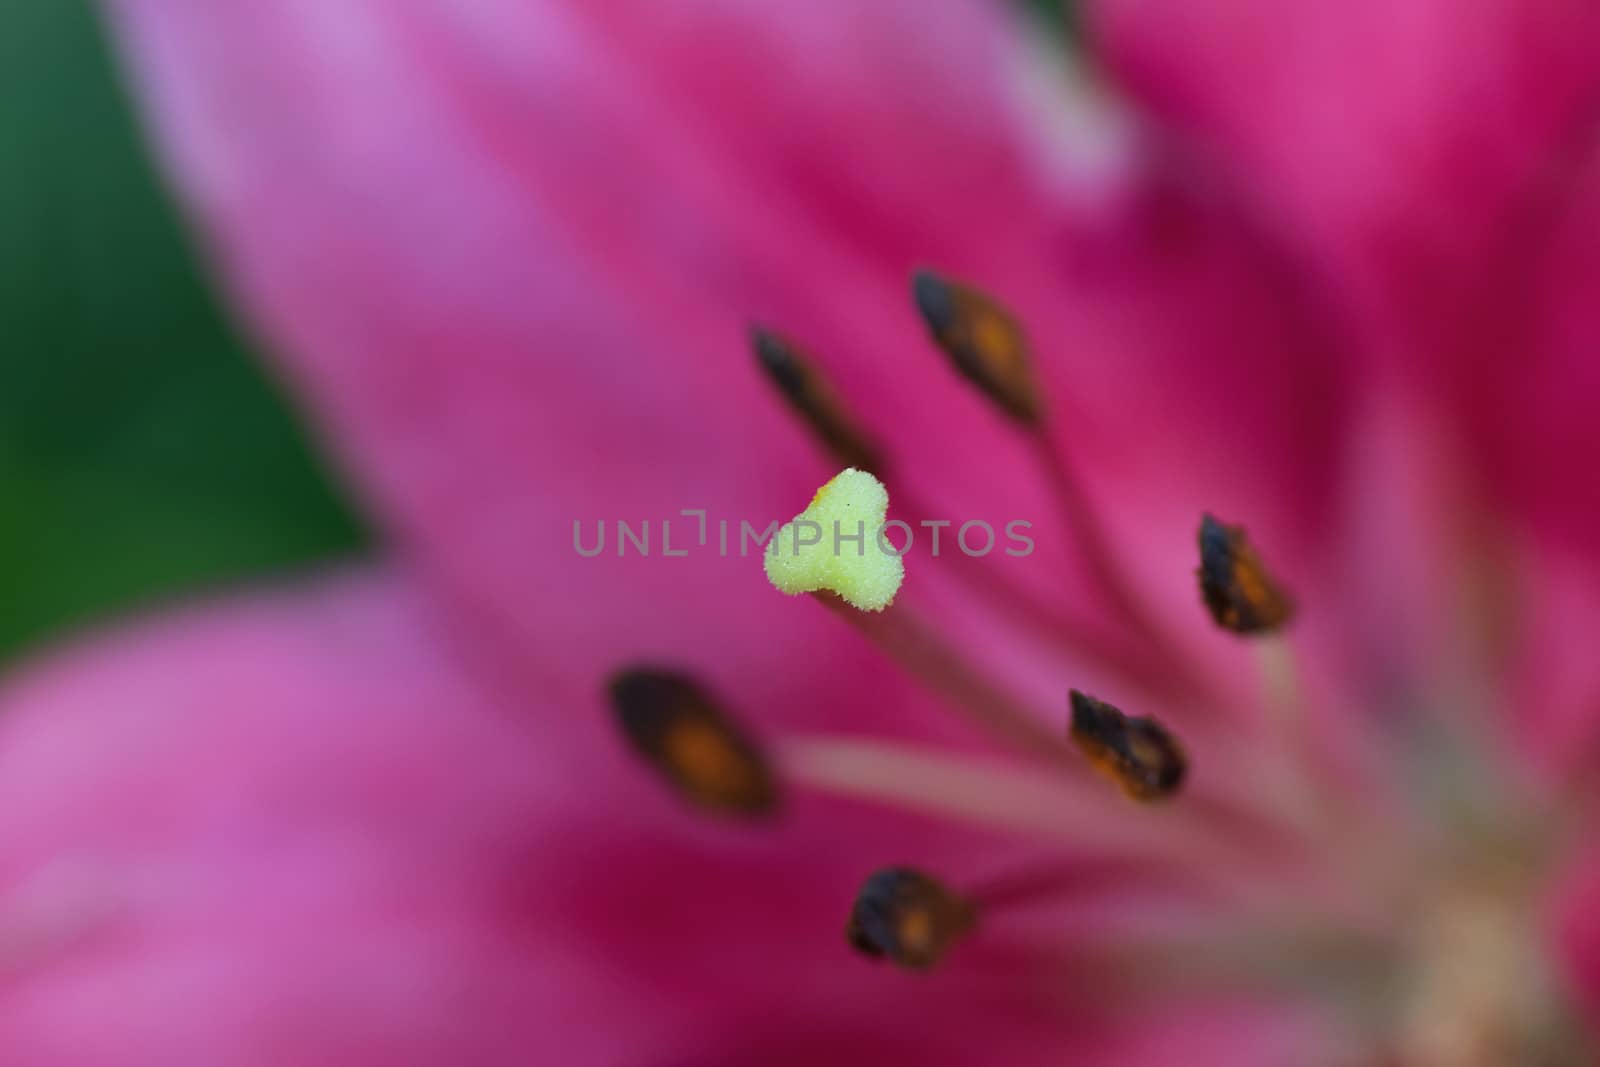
[3,0,1600,1063]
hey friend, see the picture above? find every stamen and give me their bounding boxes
[1069,690,1187,802]
[1246,635,1341,834]
[778,733,1123,845]
[815,592,1077,763]
[750,327,884,474]
[817,599,1273,853]
[911,269,1040,424]
[794,599,1329,904]
[608,668,779,817]
[1254,637,1303,722]
[845,867,975,969]
[1029,435,1189,660]
[780,734,1349,917]
[910,272,1219,710]
[1197,513,1294,635]
[764,468,904,612]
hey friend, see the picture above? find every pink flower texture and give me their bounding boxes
[5,0,1600,1063]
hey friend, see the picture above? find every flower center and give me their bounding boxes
[608,274,1595,1062]
[1395,865,1579,1066]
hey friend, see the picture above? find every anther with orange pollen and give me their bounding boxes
[846,867,976,971]
[1197,513,1294,635]
[608,668,779,818]
[750,326,884,475]
[911,269,1040,425]
[1068,690,1187,803]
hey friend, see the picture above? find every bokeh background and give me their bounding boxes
[0,0,1068,665]
[0,0,374,665]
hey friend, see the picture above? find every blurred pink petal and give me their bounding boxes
[1468,150,1600,555]
[1554,846,1600,1025]
[1089,0,1600,331]
[1090,0,1600,553]
[0,570,632,1065]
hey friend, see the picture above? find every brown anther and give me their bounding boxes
[1068,690,1187,802]
[911,270,1040,424]
[609,668,778,817]
[750,327,884,474]
[846,867,975,970]
[1197,513,1294,635]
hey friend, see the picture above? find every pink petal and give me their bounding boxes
[1088,0,1600,346]
[103,0,1357,716]
[1089,0,1600,557]
[0,570,631,1064]
[1463,150,1600,556]
[1547,844,1600,1031]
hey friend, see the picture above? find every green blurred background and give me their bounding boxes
[0,0,1069,667]
[0,0,367,665]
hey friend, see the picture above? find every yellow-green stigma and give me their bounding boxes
[764,468,904,613]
